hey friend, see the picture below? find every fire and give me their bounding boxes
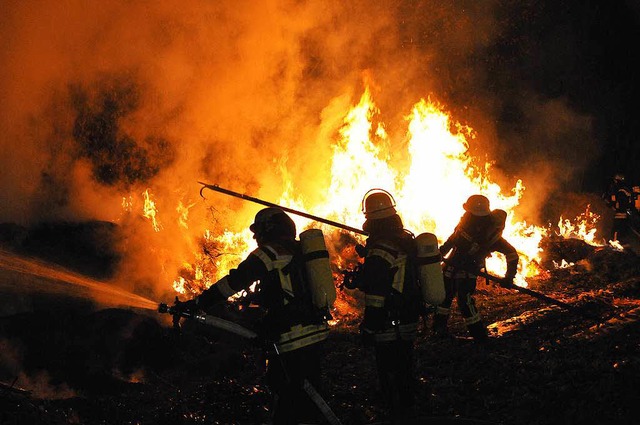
[121,195,133,212]
[557,206,602,246]
[177,201,196,229]
[172,229,255,293]
[142,189,162,232]
[317,88,548,287]
[128,86,603,298]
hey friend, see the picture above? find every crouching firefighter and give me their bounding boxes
[352,189,445,425]
[174,207,336,425]
[434,195,519,343]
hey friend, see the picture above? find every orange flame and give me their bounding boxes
[142,189,161,232]
[557,206,602,246]
[125,86,604,297]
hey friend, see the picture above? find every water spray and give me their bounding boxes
[0,249,158,311]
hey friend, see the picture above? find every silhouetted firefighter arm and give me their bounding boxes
[198,181,368,236]
[158,297,259,339]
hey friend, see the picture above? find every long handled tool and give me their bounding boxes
[158,300,343,425]
[471,269,600,320]
[198,182,367,236]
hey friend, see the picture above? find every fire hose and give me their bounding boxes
[158,301,343,425]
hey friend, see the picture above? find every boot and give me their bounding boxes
[432,314,449,338]
[466,321,488,343]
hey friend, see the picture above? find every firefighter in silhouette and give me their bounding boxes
[175,207,332,424]
[433,195,519,343]
[602,173,635,248]
[353,189,423,424]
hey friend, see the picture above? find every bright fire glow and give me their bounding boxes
[142,189,161,232]
[177,201,196,229]
[557,206,602,246]
[131,87,604,296]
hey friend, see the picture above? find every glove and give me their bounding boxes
[172,298,199,315]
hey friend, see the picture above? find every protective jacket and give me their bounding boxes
[440,212,518,279]
[359,230,422,343]
[197,239,329,353]
[604,181,633,219]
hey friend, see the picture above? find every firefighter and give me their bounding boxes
[602,173,635,248]
[176,207,330,425]
[433,195,519,343]
[354,189,423,424]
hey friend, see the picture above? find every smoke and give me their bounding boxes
[0,0,606,298]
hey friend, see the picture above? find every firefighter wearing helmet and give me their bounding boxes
[355,189,423,423]
[175,207,331,424]
[602,173,635,249]
[434,194,519,343]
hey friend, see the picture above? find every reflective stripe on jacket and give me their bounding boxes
[252,243,329,349]
[365,241,408,304]
[251,245,295,304]
[360,236,421,341]
[200,240,328,351]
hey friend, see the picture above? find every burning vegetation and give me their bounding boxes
[1,1,640,424]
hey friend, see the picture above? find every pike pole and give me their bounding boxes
[472,268,600,320]
[198,182,368,236]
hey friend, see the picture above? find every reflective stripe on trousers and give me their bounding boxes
[363,322,418,343]
[275,323,330,353]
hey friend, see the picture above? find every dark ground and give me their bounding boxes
[0,224,639,425]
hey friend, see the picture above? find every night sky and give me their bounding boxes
[470,0,640,192]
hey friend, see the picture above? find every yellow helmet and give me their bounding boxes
[362,189,397,219]
[463,195,491,216]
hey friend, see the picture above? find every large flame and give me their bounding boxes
[129,87,602,295]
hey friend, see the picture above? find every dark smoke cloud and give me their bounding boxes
[70,77,175,187]
[0,0,634,297]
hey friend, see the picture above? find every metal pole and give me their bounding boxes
[198,182,368,236]
[472,269,599,320]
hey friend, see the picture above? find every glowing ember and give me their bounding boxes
[609,240,625,251]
